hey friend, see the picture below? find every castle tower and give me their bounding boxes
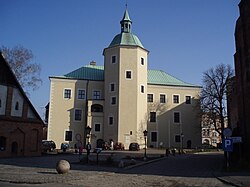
[103,9,149,148]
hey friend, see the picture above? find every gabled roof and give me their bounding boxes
[51,64,200,88]
[0,52,44,123]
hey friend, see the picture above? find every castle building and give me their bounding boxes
[48,9,201,150]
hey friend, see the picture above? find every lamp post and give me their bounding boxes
[85,126,92,163]
[143,130,148,160]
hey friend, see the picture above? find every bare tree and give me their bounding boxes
[200,64,234,138]
[1,45,42,93]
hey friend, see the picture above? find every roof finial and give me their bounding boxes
[125,0,128,9]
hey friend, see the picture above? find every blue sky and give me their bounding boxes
[1,0,240,119]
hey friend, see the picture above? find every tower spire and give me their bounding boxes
[120,8,132,33]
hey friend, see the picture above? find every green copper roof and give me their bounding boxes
[53,65,199,87]
[63,65,104,80]
[147,70,197,87]
[109,32,144,48]
[120,9,132,23]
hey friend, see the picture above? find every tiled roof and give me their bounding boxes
[109,33,144,48]
[147,70,197,87]
[52,65,199,87]
[63,65,104,81]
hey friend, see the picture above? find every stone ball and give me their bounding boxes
[56,160,70,174]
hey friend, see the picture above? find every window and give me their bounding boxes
[141,57,144,65]
[0,99,1,108]
[110,83,115,92]
[93,91,101,100]
[111,96,116,105]
[126,71,132,79]
[112,56,116,63]
[141,85,144,93]
[160,94,166,103]
[185,96,191,104]
[109,116,114,125]
[0,136,6,151]
[78,89,85,99]
[175,135,181,143]
[91,104,103,112]
[130,131,132,135]
[15,102,19,110]
[95,124,101,132]
[173,95,179,104]
[65,131,72,141]
[173,112,180,123]
[151,132,157,142]
[147,94,153,102]
[75,109,82,121]
[64,89,71,99]
[150,112,156,122]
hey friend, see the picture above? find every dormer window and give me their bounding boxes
[15,102,19,110]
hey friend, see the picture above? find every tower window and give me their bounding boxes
[109,116,114,125]
[110,83,115,92]
[112,56,116,64]
[126,71,132,79]
[111,96,116,105]
[141,57,144,65]
[141,85,144,93]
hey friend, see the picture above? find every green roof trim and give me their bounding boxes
[109,33,144,48]
[51,65,199,87]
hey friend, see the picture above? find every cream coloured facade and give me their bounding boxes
[48,9,201,150]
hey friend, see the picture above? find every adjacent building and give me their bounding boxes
[48,9,202,150]
[0,53,44,157]
[228,0,250,158]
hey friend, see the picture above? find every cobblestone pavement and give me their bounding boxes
[0,150,249,187]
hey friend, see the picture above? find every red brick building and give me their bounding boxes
[230,0,250,158]
[0,53,44,157]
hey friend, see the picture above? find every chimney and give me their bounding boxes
[90,61,96,66]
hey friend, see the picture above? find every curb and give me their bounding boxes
[215,176,242,187]
[121,156,168,171]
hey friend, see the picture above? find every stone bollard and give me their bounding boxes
[56,160,70,174]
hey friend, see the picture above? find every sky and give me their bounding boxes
[1,0,240,119]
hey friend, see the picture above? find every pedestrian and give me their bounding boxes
[110,139,114,150]
[86,142,91,156]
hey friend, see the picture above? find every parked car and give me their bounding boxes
[42,140,56,152]
[61,142,70,152]
[114,142,125,150]
[129,143,140,151]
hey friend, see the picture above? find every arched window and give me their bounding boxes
[15,102,19,110]
[91,104,103,112]
[0,136,6,151]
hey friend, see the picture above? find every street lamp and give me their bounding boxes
[143,130,148,160]
[85,126,92,163]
